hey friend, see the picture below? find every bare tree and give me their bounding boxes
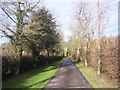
[75,2,93,66]
[96,0,109,75]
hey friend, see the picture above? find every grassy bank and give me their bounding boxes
[3,58,64,89]
[72,60,118,88]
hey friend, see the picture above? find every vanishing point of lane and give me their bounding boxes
[45,57,91,88]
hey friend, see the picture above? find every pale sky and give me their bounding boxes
[43,0,118,41]
[0,0,119,44]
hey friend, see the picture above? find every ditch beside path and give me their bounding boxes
[45,57,91,88]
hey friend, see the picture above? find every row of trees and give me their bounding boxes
[0,1,62,74]
[68,1,111,75]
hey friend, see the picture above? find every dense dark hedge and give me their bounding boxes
[19,55,63,73]
[2,55,63,80]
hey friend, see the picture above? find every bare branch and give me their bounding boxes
[0,22,15,34]
[1,6,17,24]
[4,3,17,16]
[0,28,13,39]
[23,0,40,16]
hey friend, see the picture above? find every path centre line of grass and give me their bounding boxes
[3,58,64,89]
[72,60,118,88]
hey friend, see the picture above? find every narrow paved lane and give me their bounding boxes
[45,57,91,88]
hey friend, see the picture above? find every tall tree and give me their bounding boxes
[75,2,93,66]
[0,0,40,74]
[96,0,109,75]
[24,7,61,60]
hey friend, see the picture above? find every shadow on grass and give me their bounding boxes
[40,67,58,73]
[23,77,52,89]
[2,60,63,88]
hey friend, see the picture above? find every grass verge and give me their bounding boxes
[3,58,64,89]
[72,60,118,88]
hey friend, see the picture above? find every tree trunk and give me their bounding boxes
[84,45,88,67]
[47,50,50,56]
[14,44,22,75]
[97,0,101,75]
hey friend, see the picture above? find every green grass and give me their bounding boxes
[3,58,64,89]
[72,60,118,88]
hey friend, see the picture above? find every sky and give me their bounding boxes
[44,0,118,41]
[0,0,119,44]
[43,0,74,42]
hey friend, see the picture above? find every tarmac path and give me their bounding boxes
[45,57,91,88]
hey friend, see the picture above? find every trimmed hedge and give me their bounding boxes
[2,55,63,80]
[89,37,118,85]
